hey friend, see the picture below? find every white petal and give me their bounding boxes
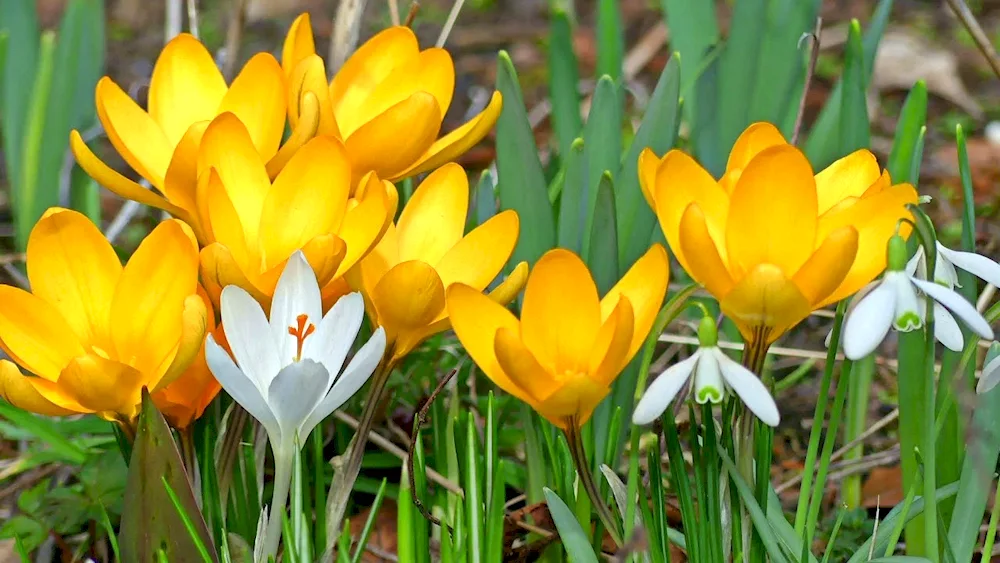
[205,334,282,445]
[889,273,922,332]
[842,281,895,360]
[220,285,281,393]
[632,351,700,425]
[906,246,925,278]
[693,349,725,404]
[303,292,365,376]
[299,327,387,440]
[938,244,1000,289]
[934,253,959,289]
[932,303,964,352]
[912,278,994,340]
[267,359,331,446]
[269,251,322,366]
[977,353,1000,394]
[713,348,780,427]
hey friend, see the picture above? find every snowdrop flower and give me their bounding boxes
[977,342,1000,394]
[632,316,779,427]
[843,235,994,360]
[205,250,385,561]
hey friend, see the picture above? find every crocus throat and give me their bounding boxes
[288,314,316,362]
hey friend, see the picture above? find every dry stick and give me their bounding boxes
[791,17,822,146]
[436,0,466,48]
[186,0,200,38]
[407,369,459,530]
[222,0,248,80]
[945,0,1000,80]
[388,0,400,26]
[330,0,370,73]
[403,2,420,28]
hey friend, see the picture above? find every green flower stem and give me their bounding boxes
[736,332,769,563]
[566,419,623,547]
[897,327,930,557]
[980,482,1000,558]
[843,354,875,509]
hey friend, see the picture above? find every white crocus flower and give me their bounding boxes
[205,251,386,562]
[632,317,779,427]
[843,235,994,360]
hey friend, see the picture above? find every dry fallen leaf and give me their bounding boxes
[861,465,904,508]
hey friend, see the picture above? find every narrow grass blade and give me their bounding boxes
[886,81,927,183]
[717,447,791,563]
[474,170,497,229]
[595,0,623,80]
[0,0,40,197]
[586,172,618,295]
[16,30,56,251]
[548,9,582,159]
[0,402,87,464]
[544,487,600,563]
[350,478,387,563]
[660,0,719,109]
[582,76,622,253]
[463,414,484,559]
[839,19,871,156]
[557,138,588,255]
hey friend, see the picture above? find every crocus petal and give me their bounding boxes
[344,93,442,180]
[304,292,365,376]
[202,168,249,264]
[281,13,317,77]
[520,249,601,374]
[393,91,503,180]
[599,244,669,363]
[220,285,282,391]
[26,208,122,346]
[632,352,700,425]
[59,354,145,418]
[110,220,199,377]
[218,53,287,160]
[678,204,734,301]
[692,349,724,404]
[719,263,812,344]
[588,297,635,386]
[814,149,881,214]
[0,286,85,381]
[205,334,281,444]
[933,303,964,352]
[493,326,558,404]
[267,91,322,180]
[270,251,323,364]
[637,148,660,210]
[726,145,817,279]
[268,359,331,444]
[153,293,210,391]
[396,163,468,264]
[148,33,227,146]
[938,245,1000,288]
[95,77,173,188]
[334,179,391,278]
[199,243,269,307]
[842,281,895,360]
[300,327,387,441]
[163,121,209,216]
[299,234,348,290]
[912,278,994,340]
[793,226,859,307]
[487,261,529,306]
[0,361,77,416]
[287,55,339,137]
[890,274,922,332]
[714,348,780,426]
[534,375,609,428]
[724,122,788,180]
[436,210,519,291]
[372,261,446,336]
[978,353,1000,394]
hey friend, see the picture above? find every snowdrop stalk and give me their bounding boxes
[205,252,386,561]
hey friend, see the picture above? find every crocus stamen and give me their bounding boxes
[288,314,316,361]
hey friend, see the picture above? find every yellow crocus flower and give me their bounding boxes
[194,113,395,309]
[281,14,503,184]
[639,122,918,348]
[0,209,207,425]
[446,246,670,429]
[349,163,525,364]
[69,33,312,243]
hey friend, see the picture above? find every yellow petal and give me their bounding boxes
[446,283,529,401]
[678,204,735,300]
[27,209,122,349]
[202,167,248,263]
[725,122,788,179]
[110,219,199,377]
[267,91,322,179]
[819,182,918,305]
[494,327,558,402]
[335,181,390,279]
[147,33,227,147]
[281,13,317,77]
[637,147,660,211]
[345,92,442,180]
[0,361,78,416]
[720,263,812,345]
[200,243,270,307]
[815,149,881,214]
[353,223,398,301]
[219,53,288,160]
[397,163,469,263]
[792,226,859,306]
[373,261,446,337]
[652,149,729,272]
[299,234,348,289]
[259,136,351,270]
[198,113,271,245]
[535,375,609,429]
[599,243,669,363]
[96,76,174,189]
[153,293,210,391]
[488,261,529,306]
[330,26,420,127]
[588,296,634,386]
[725,145,817,279]
[0,286,85,381]
[58,354,145,419]
[163,121,209,217]
[437,210,519,291]
[520,249,600,373]
[393,91,503,181]
[287,54,339,137]
[70,130,191,221]
[862,170,892,197]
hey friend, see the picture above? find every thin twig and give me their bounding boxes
[407,369,458,530]
[791,17,822,146]
[186,0,200,38]
[222,0,248,80]
[830,408,899,462]
[330,0,372,73]
[436,0,466,47]
[388,0,400,25]
[165,0,183,40]
[403,2,420,27]
[945,0,1000,81]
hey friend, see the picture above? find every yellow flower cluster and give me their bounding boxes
[0,19,916,433]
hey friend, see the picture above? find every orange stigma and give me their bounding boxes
[287,314,316,361]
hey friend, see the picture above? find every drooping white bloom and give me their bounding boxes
[205,251,386,456]
[632,317,779,427]
[842,236,994,360]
